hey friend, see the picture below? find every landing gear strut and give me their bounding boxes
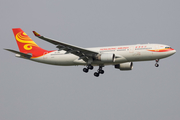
[94,66,104,77]
[155,59,159,67]
[83,65,94,73]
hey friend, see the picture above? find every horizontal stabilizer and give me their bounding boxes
[4,49,32,59]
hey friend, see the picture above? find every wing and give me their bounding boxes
[33,31,98,61]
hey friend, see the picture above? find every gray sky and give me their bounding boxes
[0,0,180,120]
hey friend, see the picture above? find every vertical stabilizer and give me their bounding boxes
[12,28,48,58]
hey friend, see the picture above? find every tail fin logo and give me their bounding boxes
[16,31,39,50]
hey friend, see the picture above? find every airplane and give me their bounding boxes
[5,28,176,77]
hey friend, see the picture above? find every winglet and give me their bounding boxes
[33,31,41,37]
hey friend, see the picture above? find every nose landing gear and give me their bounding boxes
[155,59,159,67]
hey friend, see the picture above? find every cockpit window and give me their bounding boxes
[165,47,171,49]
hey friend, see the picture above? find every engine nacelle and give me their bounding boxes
[96,53,115,62]
[114,62,133,70]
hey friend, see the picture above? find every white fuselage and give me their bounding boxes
[30,44,176,66]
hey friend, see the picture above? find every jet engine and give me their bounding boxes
[114,62,133,70]
[96,53,115,62]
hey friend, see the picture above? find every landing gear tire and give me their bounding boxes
[99,70,104,74]
[155,63,159,67]
[83,68,89,73]
[88,65,94,70]
[94,72,99,77]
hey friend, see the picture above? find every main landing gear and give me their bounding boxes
[83,65,104,77]
[155,59,159,67]
[83,65,94,73]
[94,66,104,77]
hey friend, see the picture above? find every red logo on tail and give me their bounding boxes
[12,28,50,58]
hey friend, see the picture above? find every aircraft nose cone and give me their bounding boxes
[167,49,176,56]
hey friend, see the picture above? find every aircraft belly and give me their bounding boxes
[32,54,79,65]
[123,50,154,61]
[152,52,170,59]
[54,54,79,65]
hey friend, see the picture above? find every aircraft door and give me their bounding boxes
[155,45,159,52]
[129,46,134,53]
